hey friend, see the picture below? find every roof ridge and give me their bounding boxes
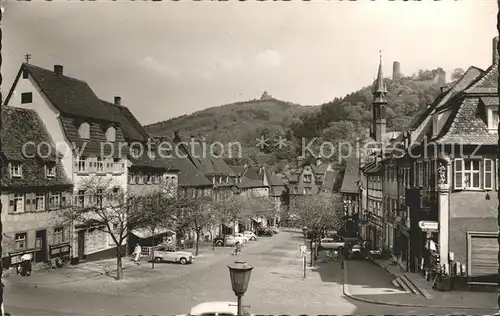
[23,63,88,85]
[464,63,497,93]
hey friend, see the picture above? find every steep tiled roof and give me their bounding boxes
[313,163,329,174]
[435,97,497,145]
[173,133,236,177]
[101,100,149,142]
[6,63,120,122]
[154,135,210,187]
[433,63,498,145]
[436,66,484,110]
[464,63,498,94]
[1,107,72,189]
[322,170,338,192]
[228,165,246,176]
[340,157,361,194]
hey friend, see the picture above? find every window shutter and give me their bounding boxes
[484,159,493,190]
[454,158,464,190]
[497,159,499,191]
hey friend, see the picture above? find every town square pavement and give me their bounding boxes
[4,230,498,316]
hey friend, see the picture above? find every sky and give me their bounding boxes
[2,1,497,125]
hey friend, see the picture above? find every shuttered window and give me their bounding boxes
[454,158,464,190]
[484,159,494,190]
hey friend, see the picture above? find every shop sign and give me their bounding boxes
[418,220,438,231]
[9,249,35,265]
[49,243,70,257]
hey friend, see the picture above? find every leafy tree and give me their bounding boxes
[61,176,142,280]
[293,193,344,243]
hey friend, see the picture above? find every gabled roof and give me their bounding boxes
[1,107,72,189]
[433,63,498,145]
[101,100,150,142]
[321,170,338,192]
[228,165,247,176]
[154,136,211,187]
[6,63,119,123]
[340,157,361,194]
[173,132,236,177]
[464,63,498,94]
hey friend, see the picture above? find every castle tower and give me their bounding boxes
[372,53,387,143]
[392,61,401,81]
[493,36,499,65]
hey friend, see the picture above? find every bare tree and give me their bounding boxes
[62,176,141,280]
[177,195,216,255]
[136,183,178,269]
[213,195,243,238]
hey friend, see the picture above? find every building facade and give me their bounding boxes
[1,107,73,271]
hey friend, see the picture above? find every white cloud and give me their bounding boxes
[140,56,180,79]
[254,49,281,68]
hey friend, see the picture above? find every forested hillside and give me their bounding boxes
[144,70,448,172]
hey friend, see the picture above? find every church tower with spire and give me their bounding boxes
[371,52,387,143]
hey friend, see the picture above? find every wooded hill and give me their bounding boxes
[144,70,446,171]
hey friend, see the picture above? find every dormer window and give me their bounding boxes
[105,126,116,142]
[45,164,56,177]
[10,163,22,178]
[78,122,90,139]
[22,69,29,79]
[489,109,499,131]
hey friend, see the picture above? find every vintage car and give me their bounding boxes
[151,246,194,265]
[177,301,253,316]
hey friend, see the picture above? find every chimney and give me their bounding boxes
[114,96,121,106]
[53,65,63,76]
[493,37,499,65]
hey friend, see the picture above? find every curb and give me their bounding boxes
[341,260,497,311]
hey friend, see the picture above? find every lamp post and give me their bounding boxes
[302,226,308,245]
[228,260,253,316]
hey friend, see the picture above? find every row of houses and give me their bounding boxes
[340,37,499,287]
[0,62,286,270]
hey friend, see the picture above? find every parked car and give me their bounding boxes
[178,301,253,316]
[234,233,249,244]
[152,246,194,265]
[269,227,280,234]
[256,228,273,237]
[242,231,258,241]
[314,235,345,251]
[213,235,238,247]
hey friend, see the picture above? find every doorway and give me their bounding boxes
[77,230,86,261]
[35,230,47,263]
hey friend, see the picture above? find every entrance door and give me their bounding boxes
[77,230,85,260]
[35,230,47,263]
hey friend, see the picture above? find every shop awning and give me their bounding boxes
[130,227,176,239]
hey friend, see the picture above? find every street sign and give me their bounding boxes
[418,221,438,231]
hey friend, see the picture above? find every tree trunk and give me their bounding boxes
[151,233,155,269]
[195,229,200,256]
[116,247,123,280]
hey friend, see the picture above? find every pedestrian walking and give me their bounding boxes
[180,238,185,249]
[233,241,242,255]
[133,243,142,263]
[20,253,32,276]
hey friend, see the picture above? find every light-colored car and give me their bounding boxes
[242,231,257,241]
[214,235,238,247]
[314,236,345,251]
[152,246,194,265]
[179,301,253,316]
[234,233,249,244]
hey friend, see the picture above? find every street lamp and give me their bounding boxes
[302,226,308,245]
[228,260,254,316]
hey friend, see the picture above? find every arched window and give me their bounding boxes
[78,122,90,139]
[106,126,116,142]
